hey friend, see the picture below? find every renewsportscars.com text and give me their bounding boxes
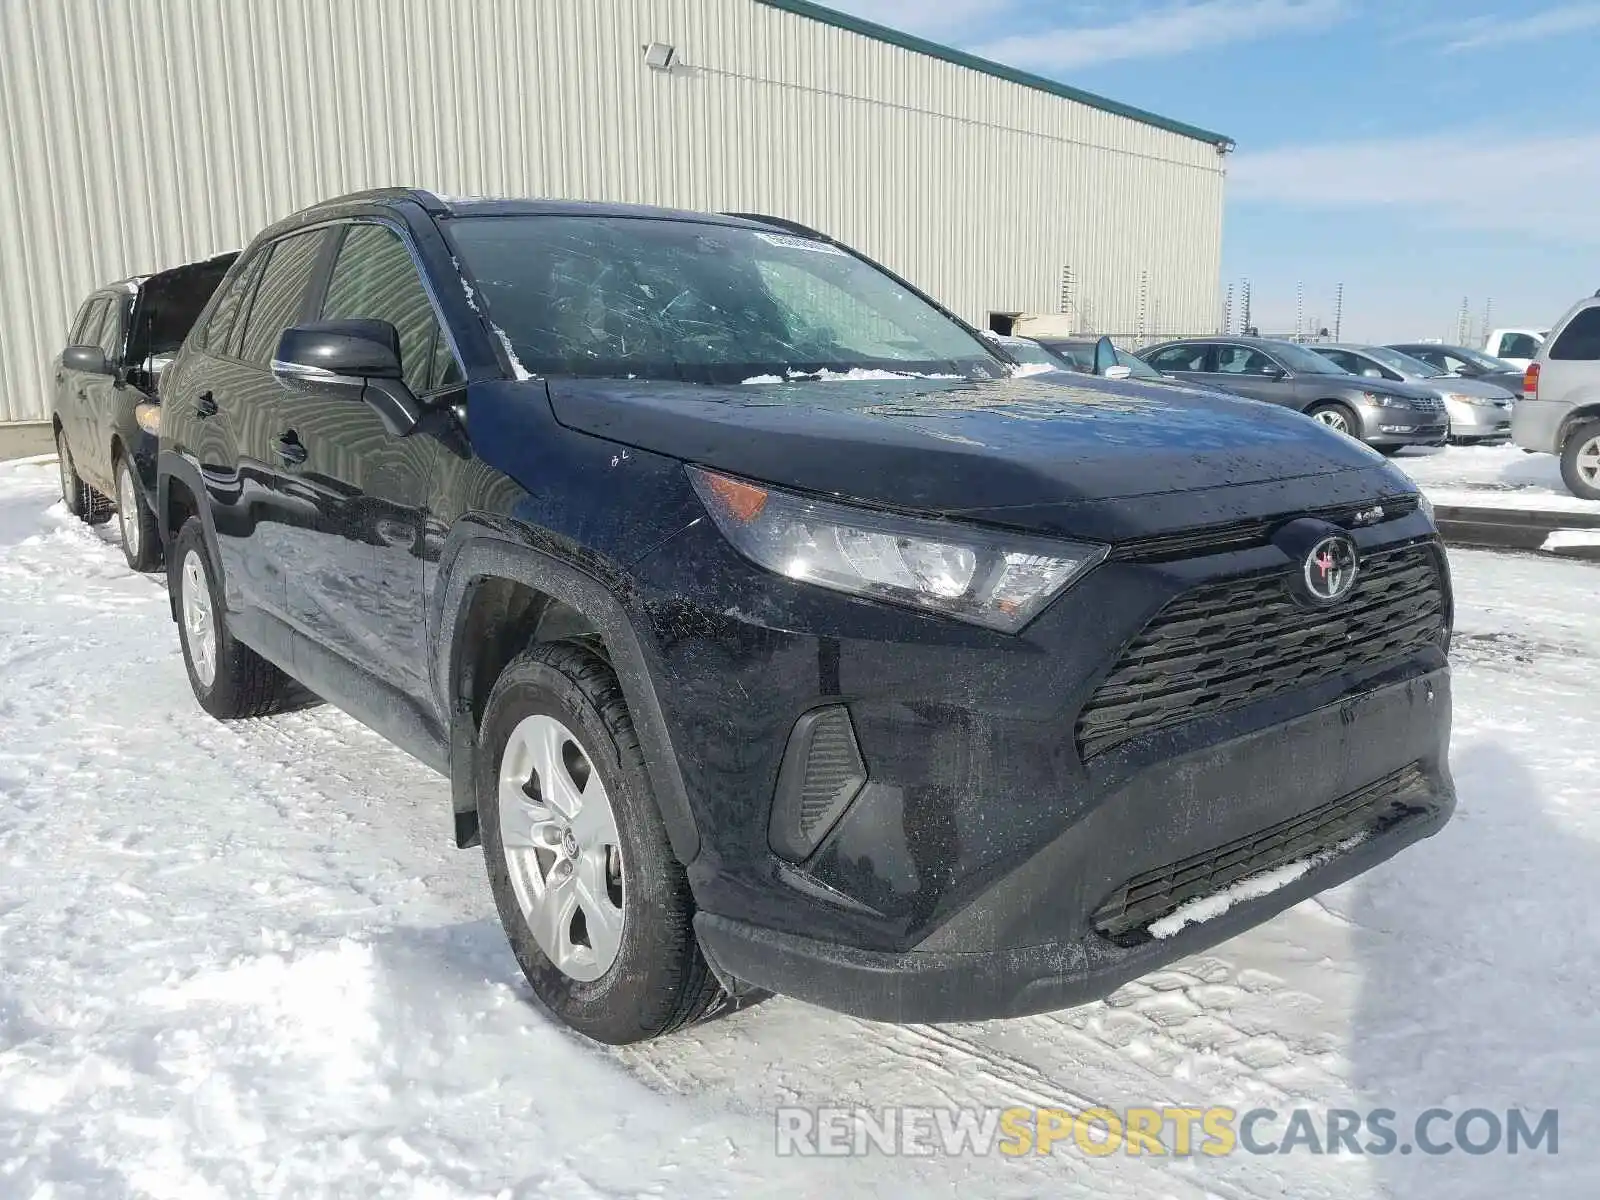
[775,1105,1558,1158]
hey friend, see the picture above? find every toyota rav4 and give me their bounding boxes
[156,190,1455,1044]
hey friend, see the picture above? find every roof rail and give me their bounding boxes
[722,212,833,241]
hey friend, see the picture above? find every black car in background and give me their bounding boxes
[156,189,1454,1044]
[1139,336,1449,453]
[1385,343,1527,396]
[51,254,236,568]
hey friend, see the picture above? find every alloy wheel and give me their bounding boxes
[1578,435,1600,486]
[117,464,140,561]
[181,549,217,687]
[497,713,625,982]
[1313,409,1350,434]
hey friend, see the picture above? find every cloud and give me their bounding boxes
[974,0,1346,71]
[1229,131,1600,242]
[1439,3,1600,52]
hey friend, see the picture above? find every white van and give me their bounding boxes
[1513,298,1600,499]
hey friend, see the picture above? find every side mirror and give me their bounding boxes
[1361,367,1384,378]
[1103,364,1133,380]
[63,345,111,375]
[1263,365,1287,381]
[272,320,420,437]
[1454,361,1483,378]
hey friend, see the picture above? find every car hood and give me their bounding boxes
[544,374,1413,542]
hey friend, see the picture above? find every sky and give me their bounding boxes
[825,0,1600,343]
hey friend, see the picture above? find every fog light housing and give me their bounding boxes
[769,705,867,863]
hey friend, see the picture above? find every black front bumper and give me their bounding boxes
[695,669,1454,1024]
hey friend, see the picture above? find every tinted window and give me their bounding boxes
[94,299,125,360]
[72,298,107,347]
[1147,344,1208,371]
[238,231,326,365]
[198,250,268,354]
[321,224,462,393]
[1041,341,1095,371]
[448,215,1001,384]
[1498,332,1541,359]
[1321,349,1387,379]
[1550,308,1600,361]
[1215,346,1279,376]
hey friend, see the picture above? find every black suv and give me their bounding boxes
[51,255,236,568]
[157,190,1456,1044]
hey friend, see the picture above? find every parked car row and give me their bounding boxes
[45,189,1456,1045]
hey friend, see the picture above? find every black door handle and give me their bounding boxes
[276,432,308,466]
[195,391,218,418]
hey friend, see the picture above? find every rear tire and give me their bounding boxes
[55,430,108,522]
[1559,420,1600,501]
[478,641,726,1044]
[170,518,297,719]
[115,456,162,572]
[1307,401,1359,439]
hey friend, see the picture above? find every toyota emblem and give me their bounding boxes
[1303,535,1359,604]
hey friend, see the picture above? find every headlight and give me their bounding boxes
[133,402,161,435]
[1362,392,1408,408]
[1417,490,1435,526]
[1444,392,1487,407]
[688,467,1106,632]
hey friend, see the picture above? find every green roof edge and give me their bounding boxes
[750,0,1234,149]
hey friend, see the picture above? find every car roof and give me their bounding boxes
[1145,335,1315,351]
[264,187,786,237]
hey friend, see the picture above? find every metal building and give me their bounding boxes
[0,0,1230,438]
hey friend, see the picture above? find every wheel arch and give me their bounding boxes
[1557,404,1600,450]
[156,451,211,620]
[433,529,700,865]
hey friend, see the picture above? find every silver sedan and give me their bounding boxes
[1317,344,1516,443]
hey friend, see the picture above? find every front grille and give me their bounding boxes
[1077,540,1445,759]
[1410,396,1445,413]
[1091,762,1432,943]
[1107,495,1419,563]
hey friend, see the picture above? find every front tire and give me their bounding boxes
[1307,401,1359,439]
[478,641,725,1044]
[1560,420,1600,501]
[170,518,297,719]
[115,457,162,572]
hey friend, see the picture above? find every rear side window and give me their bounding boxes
[200,252,268,354]
[1549,308,1600,361]
[1215,346,1277,376]
[237,230,327,366]
[1148,344,1209,371]
[320,223,462,393]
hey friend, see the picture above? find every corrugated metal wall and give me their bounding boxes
[0,0,1226,425]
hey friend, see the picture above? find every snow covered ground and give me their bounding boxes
[1391,441,1600,514]
[2,455,1597,1199]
